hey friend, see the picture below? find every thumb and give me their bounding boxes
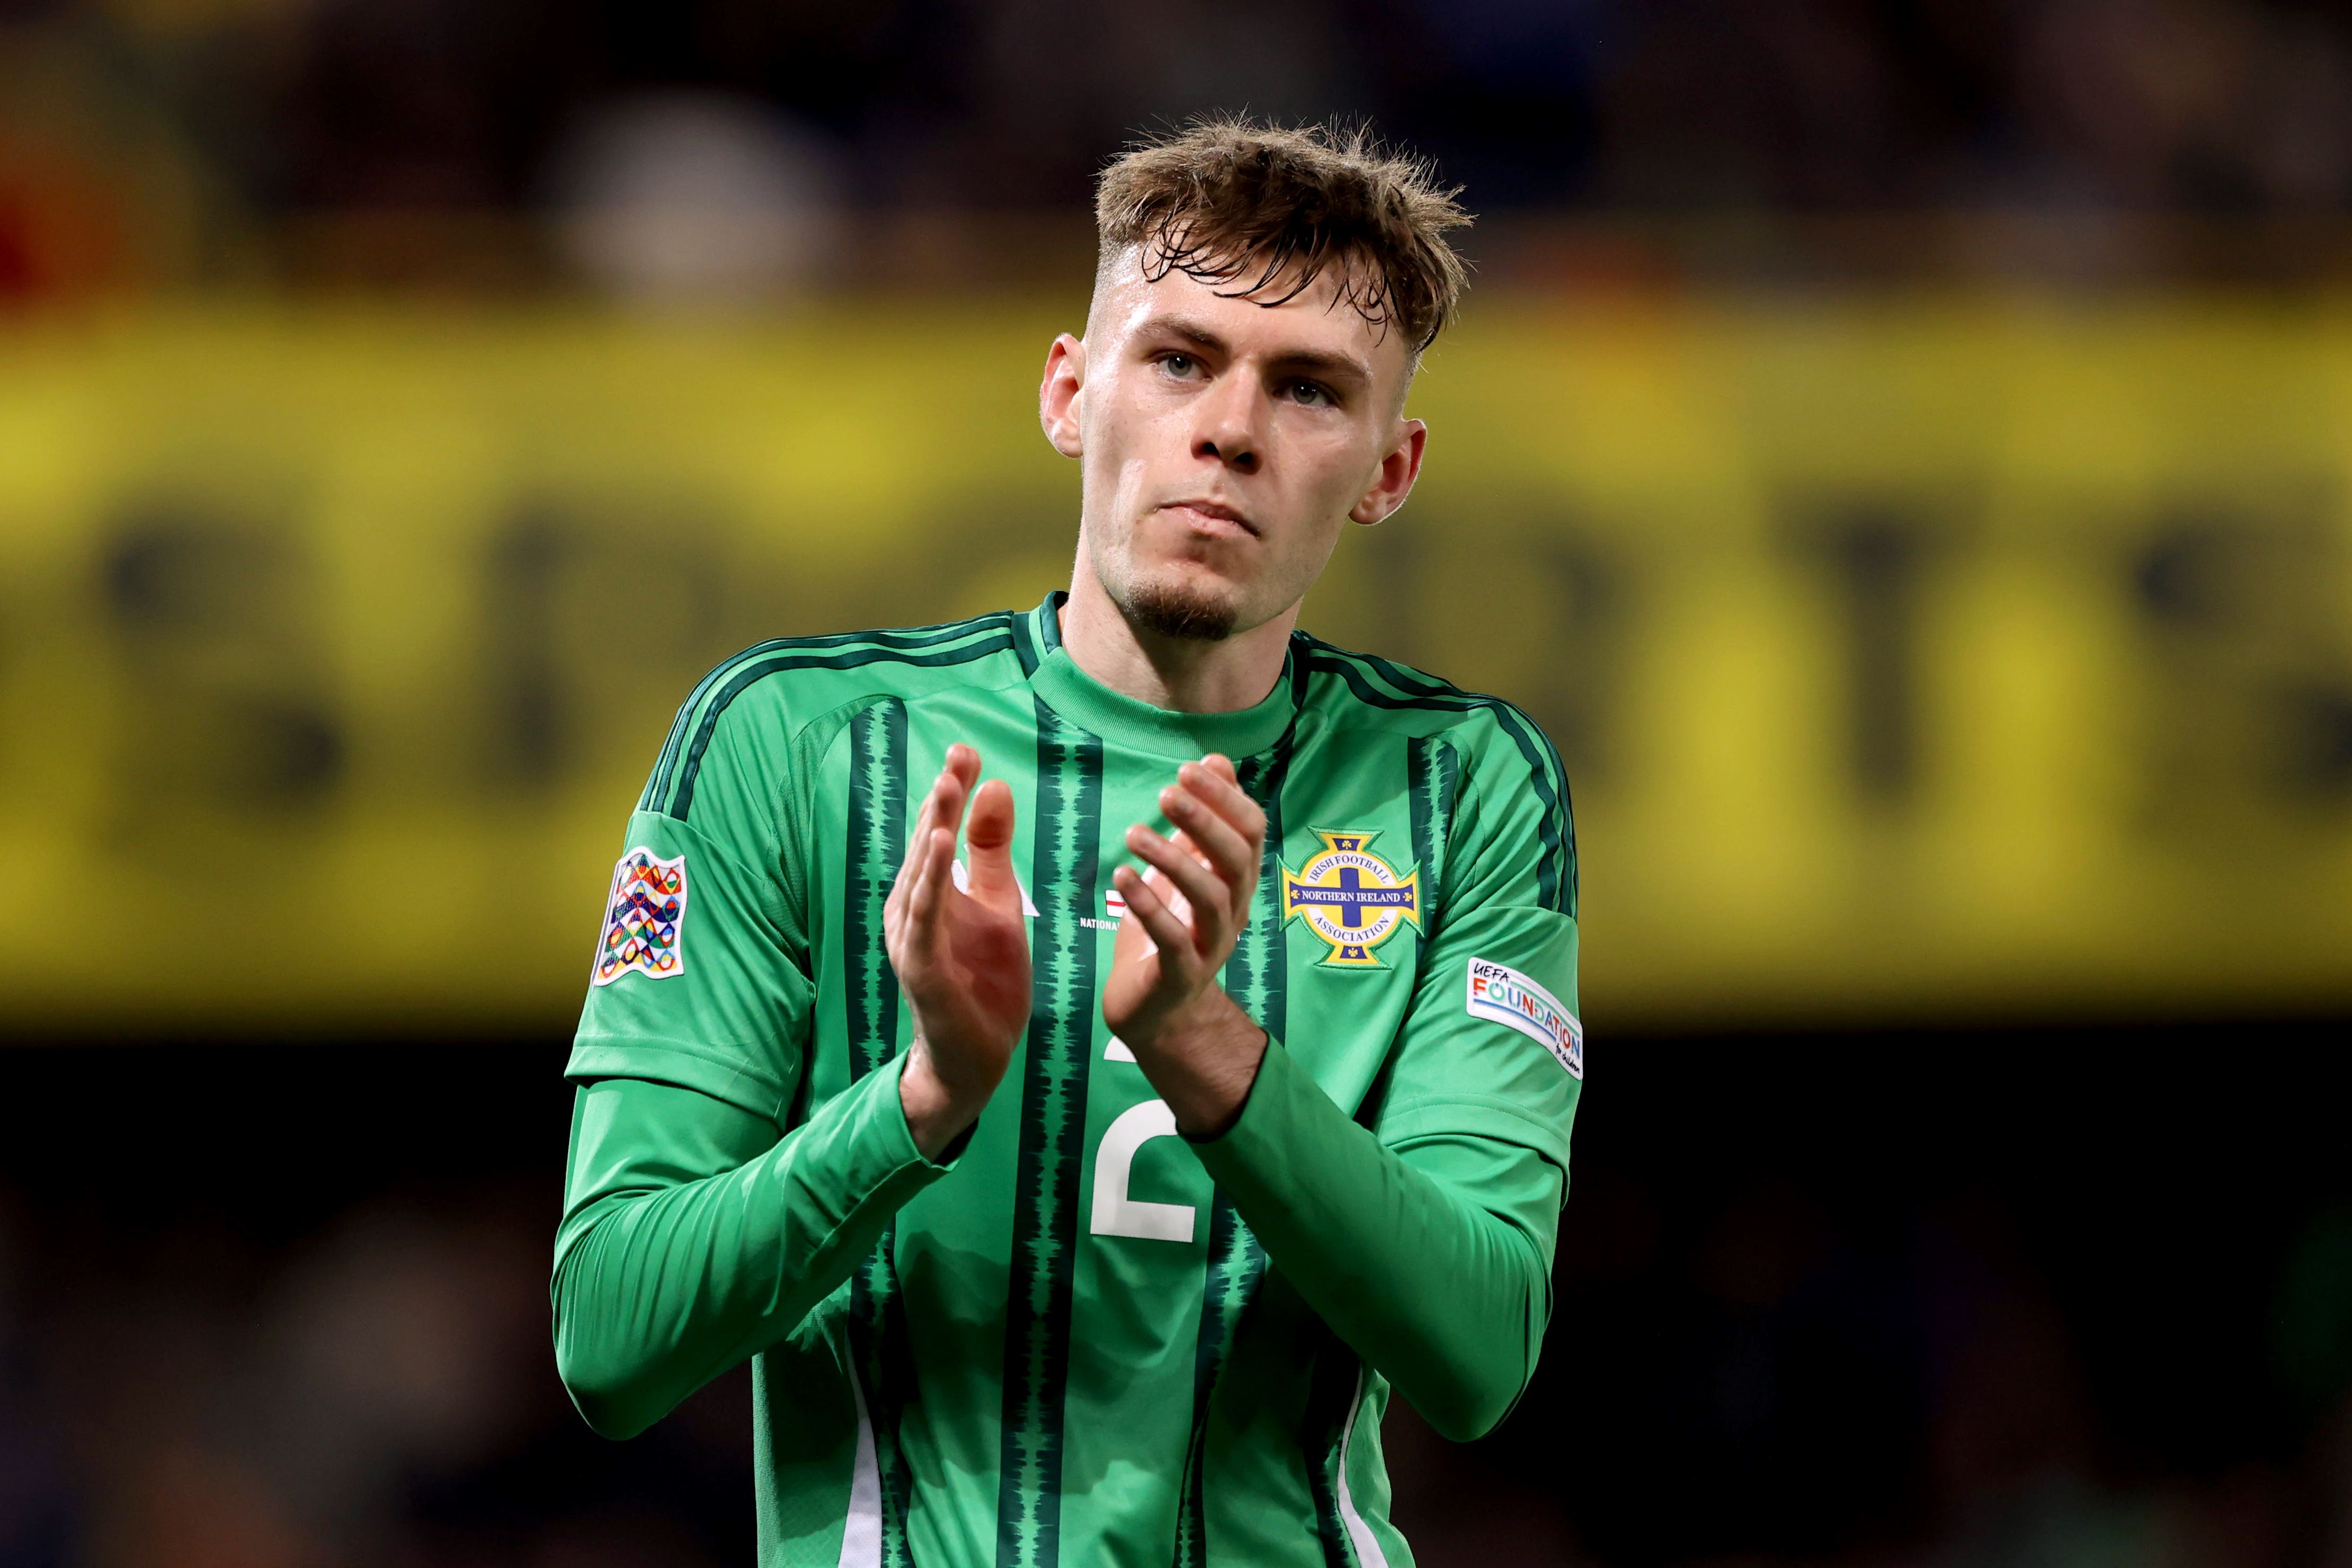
[964,778,1020,904]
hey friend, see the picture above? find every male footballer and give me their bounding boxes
[553,118,1583,1568]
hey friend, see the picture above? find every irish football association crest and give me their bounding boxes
[593,847,689,985]
[1280,829,1420,968]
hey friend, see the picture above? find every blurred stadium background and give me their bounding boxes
[4,1,2352,1564]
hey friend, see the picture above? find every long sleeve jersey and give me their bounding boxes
[553,593,1583,1568]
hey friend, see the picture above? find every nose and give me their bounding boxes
[1191,375,1261,474]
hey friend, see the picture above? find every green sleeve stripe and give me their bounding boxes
[1010,601,1045,675]
[639,616,987,808]
[647,615,1013,813]
[642,621,982,812]
[658,623,1018,820]
[1284,631,1316,711]
[1348,649,1575,916]
[1302,643,1576,919]
[640,615,1017,814]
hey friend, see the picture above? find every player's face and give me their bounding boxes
[1044,250,1426,642]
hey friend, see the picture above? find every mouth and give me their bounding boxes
[1156,499,1261,540]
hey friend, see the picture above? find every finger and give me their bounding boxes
[933,756,973,845]
[1169,758,1262,922]
[893,774,942,895]
[908,764,972,928]
[964,778,1020,904]
[1114,865,1196,974]
[1137,861,1192,929]
[1109,865,1161,960]
[887,802,936,937]
[1180,758,1267,846]
[1126,825,1227,953]
[1169,825,1251,929]
[904,825,956,957]
[899,824,938,940]
[1160,781,1256,899]
[895,759,967,894]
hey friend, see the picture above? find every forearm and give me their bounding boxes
[1189,1038,1557,1440]
[551,1057,951,1439]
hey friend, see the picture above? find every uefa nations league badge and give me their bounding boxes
[594,847,689,984]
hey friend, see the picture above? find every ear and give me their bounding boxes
[1349,418,1427,526]
[1040,333,1086,458]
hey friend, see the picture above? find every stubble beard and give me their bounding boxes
[1119,577,1240,642]
[1084,508,1248,642]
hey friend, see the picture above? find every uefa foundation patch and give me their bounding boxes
[1466,957,1582,1078]
[594,848,689,985]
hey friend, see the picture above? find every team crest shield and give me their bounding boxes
[1280,829,1421,968]
[593,847,689,985]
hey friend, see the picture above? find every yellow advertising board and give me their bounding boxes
[3,298,2350,1033]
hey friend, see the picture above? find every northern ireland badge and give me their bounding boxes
[593,847,689,985]
[1280,828,1421,968]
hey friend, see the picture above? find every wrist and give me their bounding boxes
[899,1048,986,1162]
[1129,990,1267,1139]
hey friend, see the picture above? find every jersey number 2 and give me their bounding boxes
[1089,1099,1196,1243]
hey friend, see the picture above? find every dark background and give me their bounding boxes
[3,1025,2345,1567]
[22,0,2352,300]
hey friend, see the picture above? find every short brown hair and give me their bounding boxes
[1094,117,1471,355]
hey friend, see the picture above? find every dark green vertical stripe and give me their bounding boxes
[1300,1340,1362,1568]
[1170,730,1294,1563]
[1228,733,1295,1039]
[843,700,915,1568]
[842,699,907,1080]
[1173,1197,1266,1566]
[1405,736,1460,946]
[995,701,1104,1568]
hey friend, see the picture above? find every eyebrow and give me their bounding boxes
[1136,312,1376,390]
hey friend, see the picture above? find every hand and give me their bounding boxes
[886,744,1031,1158]
[1104,755,1270,1136]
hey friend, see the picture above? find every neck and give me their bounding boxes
[1057,566,1295,714]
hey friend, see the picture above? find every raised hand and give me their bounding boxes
[886,744,1031,1157]
[1104,754,1271,1136]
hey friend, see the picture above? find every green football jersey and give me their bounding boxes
[562,592,1581,1568]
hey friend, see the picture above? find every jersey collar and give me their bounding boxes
[1023,592,1298,761]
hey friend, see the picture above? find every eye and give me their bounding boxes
[1285,379,1334,407]
[1158,352,1200,380]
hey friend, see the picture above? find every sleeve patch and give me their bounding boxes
[593,847,690,985]
[1466,957,1582,1079]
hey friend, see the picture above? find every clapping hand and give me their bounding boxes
[887,744,1031,1157]
[1103,754,1271,1136]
